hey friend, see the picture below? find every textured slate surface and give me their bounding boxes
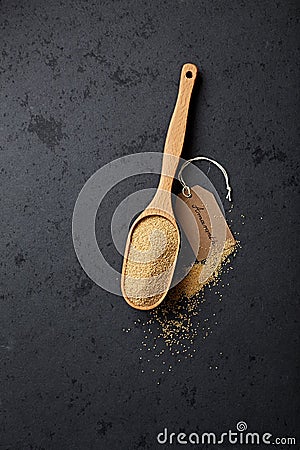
[0,0,299,449]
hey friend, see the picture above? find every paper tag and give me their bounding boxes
[175,185,236,264]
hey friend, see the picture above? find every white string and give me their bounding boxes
[178,156,232,201]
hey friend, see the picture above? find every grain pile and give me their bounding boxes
[123,215,179,307]
[122,210,242,377]
[169,238,236,300]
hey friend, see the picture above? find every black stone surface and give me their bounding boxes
[1,1,299,449]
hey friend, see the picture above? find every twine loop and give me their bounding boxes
[178,156,232,202]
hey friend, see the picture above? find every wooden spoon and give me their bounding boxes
[121,63,197,310]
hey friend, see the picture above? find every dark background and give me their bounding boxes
[1,0,299,449]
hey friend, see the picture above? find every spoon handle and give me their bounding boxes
[158,63,197,193]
